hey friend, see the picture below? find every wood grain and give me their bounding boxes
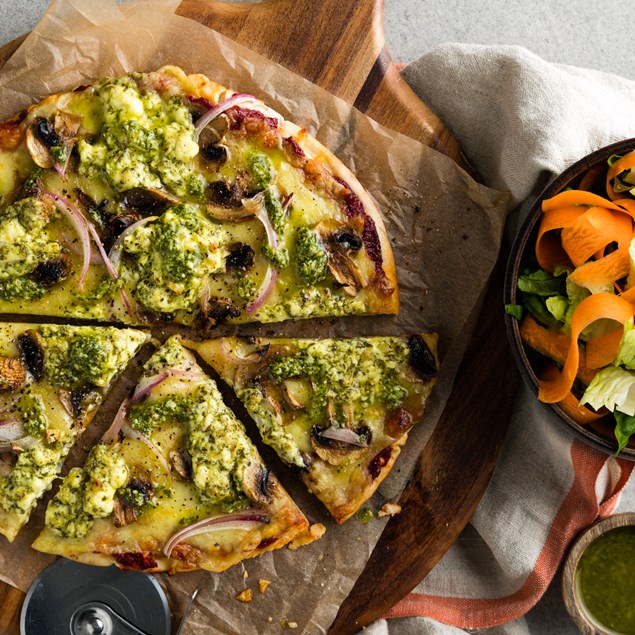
[0,0,512,632]
[329,251,517,633]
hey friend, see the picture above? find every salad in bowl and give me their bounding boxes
[506,140,635,456]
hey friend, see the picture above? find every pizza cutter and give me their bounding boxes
[20,559,170,635]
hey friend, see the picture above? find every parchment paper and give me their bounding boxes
[0,1,510,633]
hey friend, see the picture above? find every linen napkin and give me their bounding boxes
[368,44,635,635]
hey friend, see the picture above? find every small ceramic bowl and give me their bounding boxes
[562,513,635,635]
[504,138,635,459]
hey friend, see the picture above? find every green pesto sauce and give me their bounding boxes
[0,197,60,301]
[121,204,227,313]
[295,226,327,285]
[77,75,202,197]
[0,445,63,514]
[263,243,290,269]
[39,325,147,390]
[128,393,193,436]
[577,526,635,634]
[18,387,48,437]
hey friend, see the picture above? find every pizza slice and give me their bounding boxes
[0,66,398,326]
[0,323,149,541]
[32,336,309,572]
[186,335,439,523]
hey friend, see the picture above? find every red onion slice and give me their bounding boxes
[86,221,118,280]
[108,216,159,271]
[130,369,205,404]
[121,422,170,474]
[43,191,91,289]
[163,510,270,557]
[0,420,25,442]
[245,265,277,315]
[245,193,278,250]
[102,399,128,444]
[319,426,369,447]
[193,93,257,142]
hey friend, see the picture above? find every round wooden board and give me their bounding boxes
[0,1,515,633]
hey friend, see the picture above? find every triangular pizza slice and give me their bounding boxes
[32,336,309,572]
[187,335,439,523]
[0,323,149,541]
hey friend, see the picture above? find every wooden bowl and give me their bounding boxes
[504,138,635,459]
[562,512,635,634]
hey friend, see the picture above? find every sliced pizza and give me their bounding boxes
[32,336,309,572]
[187,335,439,523]
[0,323,149,541]
[0,66,398,326]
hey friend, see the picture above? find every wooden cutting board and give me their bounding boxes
[0,1,517,633]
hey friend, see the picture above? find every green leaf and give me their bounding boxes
[614,410,635,453]
[517,268,566,296]
[580,366,635,417]
[505,304,523,320]
[519,291,561,329]
[546,295,568,321]
[615,318,635,369]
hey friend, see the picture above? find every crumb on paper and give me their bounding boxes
[258,579,271,593]
[281,619,299,629]
[235,588,253,603]
[288,523,326,550]
[242,568,249,580]
[378,503,402,518]
[357,508,374,524]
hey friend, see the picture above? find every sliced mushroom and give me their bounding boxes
[170,449,192,480]
[330,228,363,252]
[242,462,274,505]
[120,187,179,215]
[101,212,142,251]
[31,253,71,287]
[0,357,27,392]
[313,222,368,296]
[26,120,56,169]
[384,406,413,438]
[59,385,99,419]
[310,424,372,466]
[225,243,255,273]
[17,330,45,381]
[201,296,241,326]
[408,335,438,381]
[325,247,368,296]
[114,476,154,527]
[26,112,82,169]
[199,114,229,165]
[281,378,311,410]
[53,110,82,141]
[233,344,295,390]
[207,171,256,209]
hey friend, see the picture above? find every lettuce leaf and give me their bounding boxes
[614,410,635,454]
[580,366,635,416]
[615,318,635,369]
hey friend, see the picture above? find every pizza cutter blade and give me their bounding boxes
[20,559,170,635]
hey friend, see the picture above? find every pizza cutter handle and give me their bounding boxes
[70,601,152,635]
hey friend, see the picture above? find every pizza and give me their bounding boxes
[186,334,439,523]
[0,323,148,541]
[0,65,398,327]
[32,337,309,572]
[0,66,440,573]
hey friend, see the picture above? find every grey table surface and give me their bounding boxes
[0,1,632,634]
